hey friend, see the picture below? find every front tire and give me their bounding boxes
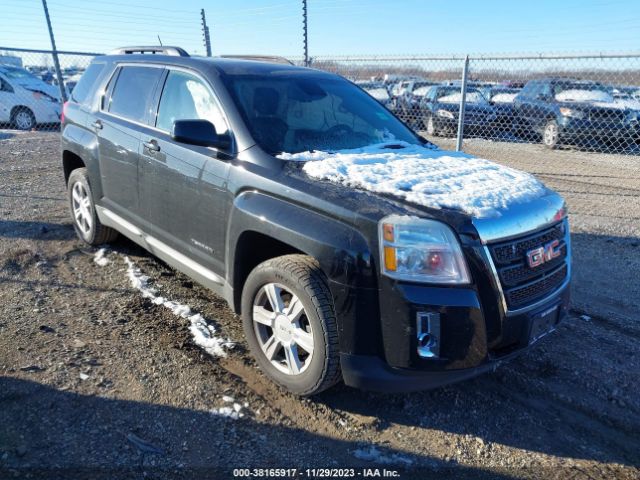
[543,119,560,149]
[241,255,341,396]
[426,115,439,136]
[67,168,119,245]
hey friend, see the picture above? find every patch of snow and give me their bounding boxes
[580,314,592,321]
[353,446,413,465]
[555,89,613,103]
[122,257,233,357]
[439,92,486,104]
[210,402,245,420]
[280,142,547,218]
[222,395,235,403]
[79,373,89,381]
[93,248,109,266]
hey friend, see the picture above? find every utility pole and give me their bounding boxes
[302,0,309,66]
[41,0,67,102]
[201,9,212,57]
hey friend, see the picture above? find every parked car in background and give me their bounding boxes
[611,86,640,110]
[513,78,639,149]
[395,81,438,126]
[0,66,61,130]
[357,81,392,108]
[419,85,496,136]
[480,86,522,137]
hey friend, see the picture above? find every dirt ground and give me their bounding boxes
[0,131,638,479]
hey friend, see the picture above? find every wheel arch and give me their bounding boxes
[227,190,377,315]
[62,150,86,184]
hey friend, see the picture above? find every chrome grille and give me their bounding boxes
[489,222,569,309]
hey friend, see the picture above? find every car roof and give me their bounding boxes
[97,53,334,79]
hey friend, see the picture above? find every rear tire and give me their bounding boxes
[12,107,36,131]
[67,168,119,245]
[241,254,341,396]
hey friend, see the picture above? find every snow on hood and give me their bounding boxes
[279,142,548,218]
[439,92,486,104]
[491,93,518,103]
[555,89,613,103]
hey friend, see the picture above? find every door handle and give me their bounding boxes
[143,139,160,152]
[91,120,103,130]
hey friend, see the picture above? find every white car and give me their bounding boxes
[0,66,61,130]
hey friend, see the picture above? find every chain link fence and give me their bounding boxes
[310,53,640,156]
[0,47,96,132]
[2,47,640,157]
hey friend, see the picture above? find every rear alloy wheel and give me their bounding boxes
[241,255,341,396]
[67,168,119,245]
[12,107,36,131]
[543,120,560,149]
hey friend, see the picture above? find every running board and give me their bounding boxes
[95,206,225,290]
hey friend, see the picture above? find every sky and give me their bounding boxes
[1,0,639,58]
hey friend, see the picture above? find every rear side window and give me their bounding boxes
[70,62,105,105]
[108,66,163,123]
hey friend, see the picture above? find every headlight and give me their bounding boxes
[378,215,470,284]
[559,107,585,119]
[436,109,455,119]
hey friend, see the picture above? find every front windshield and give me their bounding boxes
[437,87,486,104]
[221,73,421,154]
[553,83,613,103]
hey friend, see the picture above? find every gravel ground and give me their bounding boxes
[0,131,638,479]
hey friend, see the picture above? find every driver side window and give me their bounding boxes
[156,70,228,135]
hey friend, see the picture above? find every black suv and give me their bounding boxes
[61,46,571,395]
[418,85,496,137]
[513,78,640,149]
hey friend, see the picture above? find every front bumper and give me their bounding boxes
[558,117,637,140]
[339,271,570,393]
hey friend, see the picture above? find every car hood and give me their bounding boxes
[280,142,557,230]
[15,79,61,100]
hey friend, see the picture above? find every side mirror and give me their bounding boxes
[171,119,231,150]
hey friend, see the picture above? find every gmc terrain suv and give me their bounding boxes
[61,46,571,395]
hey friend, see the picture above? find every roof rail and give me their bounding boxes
[219,55,294,65]
[110,46,190,57]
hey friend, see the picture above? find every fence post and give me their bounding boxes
[302,0,309,66]
[41,0,67,103]
[455,55,469,152]
[201,9,212,57]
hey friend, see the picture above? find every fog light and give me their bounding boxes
[416,312,441,358]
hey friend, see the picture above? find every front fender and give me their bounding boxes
[227,190,376,289]
[227,190,382,356]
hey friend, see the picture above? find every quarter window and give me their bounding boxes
[156,70,228,134]
[108,66,163,123]
[70,62,105,105]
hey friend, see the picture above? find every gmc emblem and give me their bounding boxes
[526,239,561,268]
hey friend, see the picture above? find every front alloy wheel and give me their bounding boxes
[543,120,560,149]
[241,255,341,395]
[252,283,315,375]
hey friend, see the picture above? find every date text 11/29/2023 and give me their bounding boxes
[232,468,402,478]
